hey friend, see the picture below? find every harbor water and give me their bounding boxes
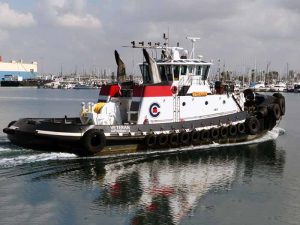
[0,88,298,225]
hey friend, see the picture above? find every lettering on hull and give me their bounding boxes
[110,125,131,133]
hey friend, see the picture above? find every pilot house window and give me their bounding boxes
[196,66,202,76]
[140,64,151,83]
[202,65,210,80]
[173,66,180,80]
[181,66,187,75]
[158,65,168,82]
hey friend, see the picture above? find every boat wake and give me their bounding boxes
[0,127,284,169]
[0,136,77,169]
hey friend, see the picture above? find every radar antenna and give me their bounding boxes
[186,36,200,59]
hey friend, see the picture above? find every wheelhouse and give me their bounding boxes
[139,60,211,85]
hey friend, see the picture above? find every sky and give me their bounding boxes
[0,0,300,76]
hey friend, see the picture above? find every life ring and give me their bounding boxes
[145,134,157,148]
[219,126,228,138]
[157,133,168,146]
[169,132,179,147]
[200,129,210,142]
[237,123,246,134]
[269,103,281,120]
[82,129,106,155]
[245,117,260,135]
[228,125,237,137]
[210,128,219,140]
[179,131,190,146]
[170,86,178,95]
[190,130,201,145]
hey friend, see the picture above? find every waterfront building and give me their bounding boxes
[0,56,38,80]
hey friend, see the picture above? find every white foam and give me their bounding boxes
[0,152,77,168]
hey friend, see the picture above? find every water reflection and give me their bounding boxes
[4,140,284,225]
[90,141,284,225]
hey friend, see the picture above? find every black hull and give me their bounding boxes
[1,79,51,87]
[1,81,20,87]
[3,115,278,157]
[4,127,271,156]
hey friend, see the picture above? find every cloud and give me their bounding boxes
[0,3,35,29]
[56,13,101,28]
[39,0,101,29]
[1,0,300,74]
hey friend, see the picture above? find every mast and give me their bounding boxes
[186,37,200,59]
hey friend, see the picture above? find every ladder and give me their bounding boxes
[173,94,180,122]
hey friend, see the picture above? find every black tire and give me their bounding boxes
[219,126,228,138]
[145,134,157,148]
[257,106,268,118]
[200,129,210,142]
[190,130,201,145]
[273,93,285,115]
[228,125,237,137]
[169,133,179,147]
[265,117,277,131]
[7,120,16,128]
[273,93,283,99]
[246,117,260,135]
[210,128,219,140]
[244,89,254,101]
[82,129,106,154]
[274,97,285,116]
[269,103,281,120]
[157,133,168,146]
[237,123,246,134]
[179,131,190,146]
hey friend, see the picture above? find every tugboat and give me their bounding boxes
[3,36,286,156]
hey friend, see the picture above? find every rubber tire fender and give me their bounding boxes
[266,117,277,131]
[200,129,210,142]
[246,117,260,135]
[275,97,285,116]
[269,103,281,120]
[228,125,238,137]
[237,123,246,134]
[179,131,190,146]
[157,133,168,146]
[210,128,219,140]
[145,134,157,148]
[257,106,268,118]
[82,129,106,154]
[169,132,179,147]
[190,130,201,145]
[219,126,228,138]
[8,120,17,128]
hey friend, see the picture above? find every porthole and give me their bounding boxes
[223,100,226,104]
[205,101,208,105]
[182,102,186,106]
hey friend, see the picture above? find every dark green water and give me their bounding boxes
[0,88,297,225]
